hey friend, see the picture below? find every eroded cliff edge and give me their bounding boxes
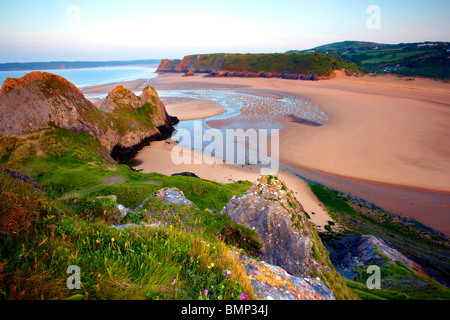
[156,52,361,80]
[0,72,178,162]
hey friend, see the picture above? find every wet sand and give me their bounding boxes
[81,71,450,235]
[146,72,450,190]
[165,99,225,121]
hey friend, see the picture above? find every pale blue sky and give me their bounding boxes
[0,0,449,62]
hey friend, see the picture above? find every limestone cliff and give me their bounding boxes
[0,72,178,161]
[157,53,361,80]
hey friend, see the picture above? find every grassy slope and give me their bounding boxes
[309,183,450,300]
[219,52,361,76]
[2,126,447,299]
[0,127,359,300]
[178,52,362,77]
[0,168,257,300]
[302,41,450,80]
[0,128,267,300]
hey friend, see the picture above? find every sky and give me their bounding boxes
[0,0,449,63]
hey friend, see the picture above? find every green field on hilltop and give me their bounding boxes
[289,41,450,80]
[219,52,361,76]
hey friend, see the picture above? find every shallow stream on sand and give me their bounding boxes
[146,88,450,235]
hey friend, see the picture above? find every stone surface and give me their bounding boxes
[233,251,335,300]
[182,71,195,77]
[1,167,41,190]
[325,234,428,280]
[221,175,329,278]
[135,187,196,211]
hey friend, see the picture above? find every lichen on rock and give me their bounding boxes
[233,251,335,300]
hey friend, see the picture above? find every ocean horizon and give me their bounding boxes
[0,65,158,89]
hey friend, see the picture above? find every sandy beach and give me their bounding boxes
[165,99,225,121]
[146,72,450,191]
[133,140,333,231]
[82,71,450,234]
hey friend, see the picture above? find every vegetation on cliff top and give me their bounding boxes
[290,41,450,81]
[158,52,362,77]
[0,127,262,300]
[309,183,450,300]
[219,52,361,76]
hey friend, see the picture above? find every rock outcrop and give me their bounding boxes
[0,72,99,136]
[0,72,178,161]
[105,184,336,300]
[221,175,332,279]
[327,234,428,281]
[1,167,41,190]
[233,251,335,300]
[156,53,359,80]
[182,71,195,77]
[135,187,196,211]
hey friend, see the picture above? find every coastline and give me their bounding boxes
[80,71,450,235]
[146,71,450,193]
[132,139,333,231]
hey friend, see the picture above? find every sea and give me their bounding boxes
[0,65,158,89]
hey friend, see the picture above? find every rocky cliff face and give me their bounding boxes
[221,175,333,280]
[156,53,343,80]
[0,72,178,161]
[0,72,99,136]
[156,54,227,73]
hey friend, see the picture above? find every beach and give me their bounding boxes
[165,99,225,121]
[132,139,333,231]
[81,71,450,235]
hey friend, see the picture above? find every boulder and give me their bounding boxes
[182,71,195,77]
[0,72,179,161]
[1,167,41,190]
[135,187,196,211]
[221,175,328,278]
[324,234,427,281]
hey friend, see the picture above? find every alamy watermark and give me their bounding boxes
[170,121,280,175]
[367,5,381,30]
[66,265,81,289]
[67,4,81,30]
[366,265,381,289]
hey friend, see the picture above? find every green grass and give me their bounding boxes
[309,182,450,299]
[0,126,262,300]
[219,52,361,76]
[0,159,256,300]
[3,128,251,214]
[361,50,429,64]
[345,260,450,300]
